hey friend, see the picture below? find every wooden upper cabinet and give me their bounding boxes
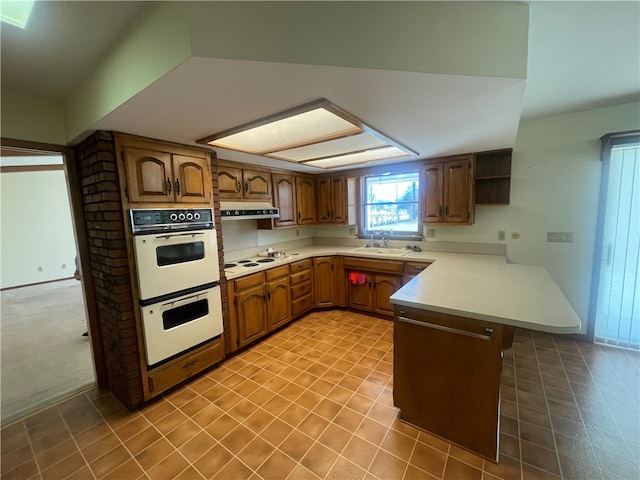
[122,144,212,204]
[217,161,271,201]
[243,169,271,200]
[422,155,474,225]
[173,154,212,203]
[217,164,243,199]
[316,175,347,224]
[422,163,444,223]
[296,175,316,225]
[272,173,297,227]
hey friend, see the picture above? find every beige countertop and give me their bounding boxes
[224,244,581,335]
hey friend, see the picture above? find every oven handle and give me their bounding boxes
[163,292,204,307]
[155,232,206,240]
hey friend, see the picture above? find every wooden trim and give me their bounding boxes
[0,137,107,390]
[1,164,64,173]
[0,276,75,291]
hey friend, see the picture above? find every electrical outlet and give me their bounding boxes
[62,263,67,269]
[296,229,300,237]
[426,229,435,239]
[37,266,43,272]
[498,231,505,241]
[547,232,573,243]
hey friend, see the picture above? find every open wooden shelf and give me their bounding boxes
[474,149,512,205]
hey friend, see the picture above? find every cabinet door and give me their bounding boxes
[272,173,297,227]
[316,177,332,223]
[296,176,316,225]
[443,158,472,224]
[347,273,373,312]
[331,176,348,224]
[422,163,443,223]
[313,257,335,307]
[236,285,268,347]
[217,165,243,199]
[124,147,173,203]
[172,154,212,203]
[267,276,290,331]
[373,274,401,317]
[243,169,271,200]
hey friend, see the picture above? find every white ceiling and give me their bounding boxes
[1,1,638,172]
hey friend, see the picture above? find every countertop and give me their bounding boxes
[223,245,581,335]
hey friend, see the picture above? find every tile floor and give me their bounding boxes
[1,310,639,480]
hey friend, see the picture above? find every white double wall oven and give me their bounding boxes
[130,208,223,367]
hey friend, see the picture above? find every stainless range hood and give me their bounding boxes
[219,201,280,220]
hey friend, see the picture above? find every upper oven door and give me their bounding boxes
[133,228,220,300]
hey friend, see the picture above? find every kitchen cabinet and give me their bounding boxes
[270,173,297,227]
[266,265,291,331]
[290,258,313,318]
[421,155,474,225]
[316,175,348,224]
[228,266,292,349]
[344,257,404,318]
[120,140,213,204]
[295,175,316,225]
[394,305,514,461]
[474,149,512,205]
[217,161,271,201]
[231,273,269,348]
[403,261,432,283]
[313,256,340,307]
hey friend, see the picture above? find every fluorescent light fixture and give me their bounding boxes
[1,0,35,28]
[197,98,417,169]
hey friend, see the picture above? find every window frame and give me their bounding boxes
[359,169,423,239]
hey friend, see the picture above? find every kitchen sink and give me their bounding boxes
[348,247,410,257]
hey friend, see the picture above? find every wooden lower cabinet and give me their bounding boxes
[290,259,313,318]
[393,305,514,461]
[344,257,404,318]
[403,261,432,283]
[313,256,336,307]
[235,281,268,348]
[266,267,291,331]
[147,338,224,396]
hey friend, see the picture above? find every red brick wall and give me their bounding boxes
[75,131,143,410]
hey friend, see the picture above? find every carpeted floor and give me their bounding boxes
[1,279,95,425]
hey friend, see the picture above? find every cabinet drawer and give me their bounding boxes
[233,272,264,291]
[290,258,312,272]
[148,339,224,395]
[265,264,289,281]
[404,261,432,275]
[291,280,312,300]
[290,270,311,285]
[291,294,312,317]
[343,257,404,274]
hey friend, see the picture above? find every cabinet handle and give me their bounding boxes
[445,205,448,217]
[175,178,181,195]
[236,180,241,193]
[413,266,426,271]
[438,205,443,217]
[183,360,198,369]
[166,177,172,194]
[267,291,271,300]
[298,211,301,221]
[244,181,249,193]
[397,316,492,341]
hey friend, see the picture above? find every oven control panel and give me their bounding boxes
[130,208,214,234]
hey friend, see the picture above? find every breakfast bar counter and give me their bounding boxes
[389,255,581,462]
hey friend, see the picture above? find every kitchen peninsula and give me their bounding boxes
[223,242,581,462]
[389,253,581,462]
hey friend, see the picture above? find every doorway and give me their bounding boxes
[0,147,95,425]
[592,133,639,350]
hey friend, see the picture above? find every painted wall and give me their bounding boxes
[0,170,77,288]
[0,90,67,145]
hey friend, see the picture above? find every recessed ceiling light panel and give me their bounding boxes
[197,98,416,169]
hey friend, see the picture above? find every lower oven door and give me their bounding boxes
[133,228,220,301]
[140,285,223,367]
